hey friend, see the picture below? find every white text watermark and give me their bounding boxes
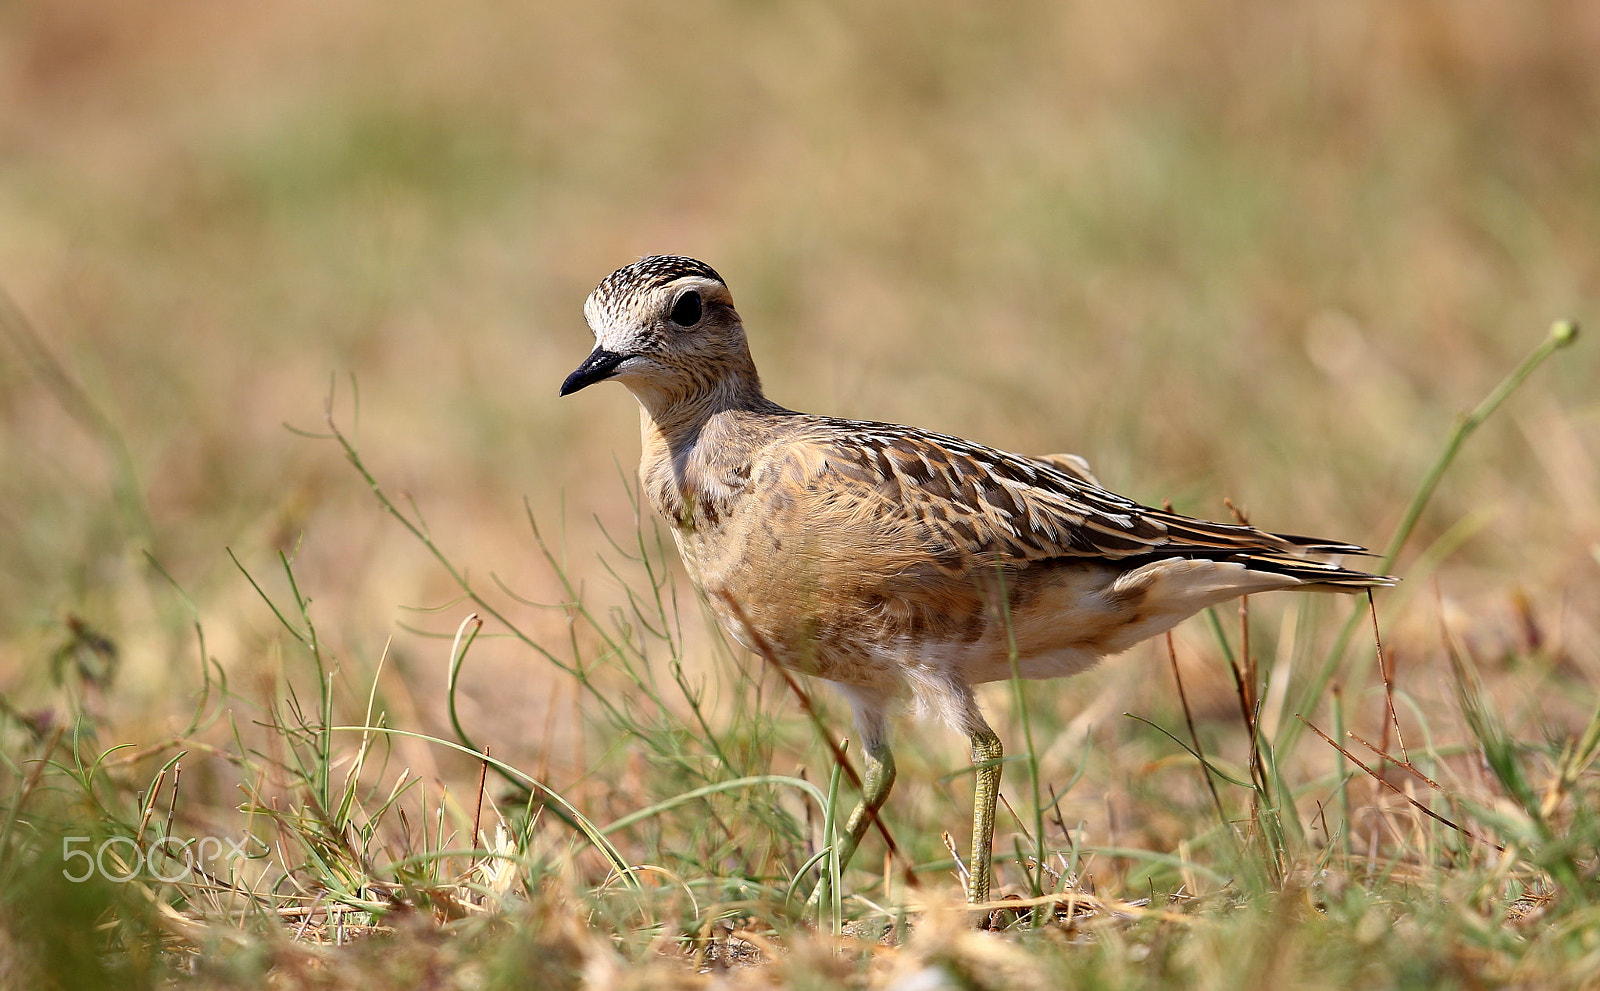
[61,835,264,883]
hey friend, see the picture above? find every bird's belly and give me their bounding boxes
[675,514,1147,693]
[903,641,1110,685]
[668,520,897,690]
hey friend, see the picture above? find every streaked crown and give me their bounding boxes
[589,256,724,308]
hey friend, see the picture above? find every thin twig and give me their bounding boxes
[1165,632,1226,823]
[164,760,183,839]
[1296,715,1501,851]
[471,747,489,876]
[1223,637,1269,801]
[1240,596,1254,716]
[1223,499,1258,718]
[1370,590,1407,764]
[1346,731,1446,794]
[1046,783,1073,848]
[941,832,969,884]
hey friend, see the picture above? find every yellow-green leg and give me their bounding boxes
[808,737,896,907]
[839,738,897,872]
[968,725,1004,906]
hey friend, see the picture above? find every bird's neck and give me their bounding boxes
[634,364,785,533]
[632,359,775,457]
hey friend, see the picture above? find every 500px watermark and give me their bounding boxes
[61,835,263,883]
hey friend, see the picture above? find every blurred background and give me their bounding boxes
[1,1,1597,831]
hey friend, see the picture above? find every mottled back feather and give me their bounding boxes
[790,416,1386,587]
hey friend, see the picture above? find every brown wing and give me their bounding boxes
[799,416,1393,588]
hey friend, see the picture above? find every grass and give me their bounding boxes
[0,317,1593,988]
[2,2,1600,987]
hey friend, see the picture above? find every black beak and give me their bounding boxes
[560,348,628,396]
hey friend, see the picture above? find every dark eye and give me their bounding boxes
[669,290,702,327]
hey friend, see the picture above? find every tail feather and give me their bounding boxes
[1202,544,1393,589]
[1120,532,1397,590]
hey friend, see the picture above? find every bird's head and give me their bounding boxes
[561,256,759,410]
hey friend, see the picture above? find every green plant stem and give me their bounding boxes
[1282,319,1579,754]
[1380,320,1578,572]
[997,567,1047,921]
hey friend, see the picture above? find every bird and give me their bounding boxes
[560,255,1395,907]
